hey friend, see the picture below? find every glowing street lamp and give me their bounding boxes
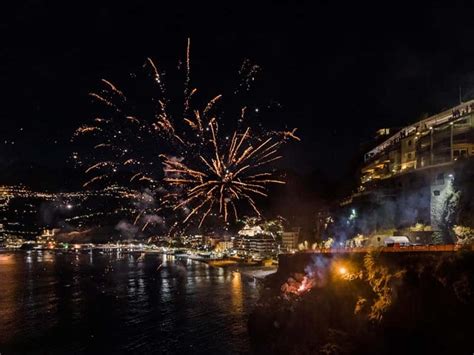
[338,266,348,275]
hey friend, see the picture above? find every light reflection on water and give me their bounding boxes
[0,251,259,354]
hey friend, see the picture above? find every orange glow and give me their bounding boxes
[338,266,348,275]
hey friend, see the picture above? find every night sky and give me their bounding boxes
[2,1,474,189]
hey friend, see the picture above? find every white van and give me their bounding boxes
[384,236,410,247]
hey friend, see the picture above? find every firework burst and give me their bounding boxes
[73,39,299,229]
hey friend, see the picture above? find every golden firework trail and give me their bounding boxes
[101,79,126,100]
[74,38,299,229]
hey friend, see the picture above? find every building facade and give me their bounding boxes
[233,234,278,257]
[341,100,474,242]
[361,100,474,186]
[281,228,300,251]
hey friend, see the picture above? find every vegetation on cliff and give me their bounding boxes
[249,251,474,354]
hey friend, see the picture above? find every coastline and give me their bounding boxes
[0,248,278,279]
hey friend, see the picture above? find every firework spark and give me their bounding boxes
[161,119,297,227]
[73,38,299,229]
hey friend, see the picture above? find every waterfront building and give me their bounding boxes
[36,228,60,248]
[4,235,26,249]
[234,221,279,257]
[215,240,233,252]
[179,234,204,248]
[233,233,278,258]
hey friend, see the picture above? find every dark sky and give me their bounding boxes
[2,0,474,187]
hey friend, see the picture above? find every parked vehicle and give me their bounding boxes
[384,236,410,247]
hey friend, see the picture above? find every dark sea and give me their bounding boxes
[0,251,260,354]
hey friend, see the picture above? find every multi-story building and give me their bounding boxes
[234,233,278,257]
[235,221,280,257]
[341,100,474,242]
[215,240,233,252]
[36,228,60,248]
[361,100,474,185]
[281,228,300,251]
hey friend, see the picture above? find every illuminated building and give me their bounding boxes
[215,240,233,252]
[361,100,474,185]
[341,100,474,242]
[36,228,60,249]
[233,233,278,257]
[4,236,26,249]
[281,228,300,251]
[181,234,204,248]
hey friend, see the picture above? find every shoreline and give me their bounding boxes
[0,248,278,279]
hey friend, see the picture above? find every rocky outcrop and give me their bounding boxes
[249,251,474,354]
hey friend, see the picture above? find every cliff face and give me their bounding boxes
[249,251,474,354]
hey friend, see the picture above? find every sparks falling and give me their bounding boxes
[72,39,299,229]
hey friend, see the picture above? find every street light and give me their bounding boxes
[338,266,348,275]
